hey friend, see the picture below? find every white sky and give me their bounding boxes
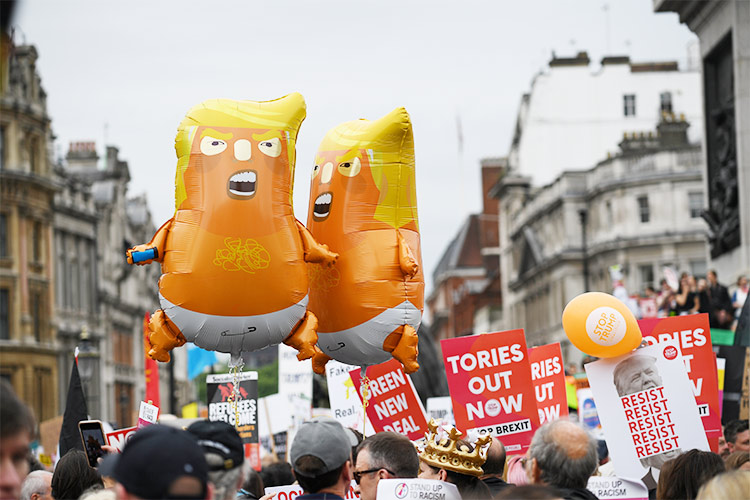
[13,0,696,301]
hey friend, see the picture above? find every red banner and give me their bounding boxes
[528,343,569,425]
[441,330,540,454]
[106,426,137,451]
[350,359,428,441]
[639,314,721,439]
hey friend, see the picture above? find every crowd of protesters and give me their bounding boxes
[643,269,748,330]
[3,378,749,500]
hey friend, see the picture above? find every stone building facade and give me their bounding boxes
[494,117,707,362]
[654,0,750,296]
[0,44,59,422]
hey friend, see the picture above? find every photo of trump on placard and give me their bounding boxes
[584,341,708,491]
[613,355,682,475]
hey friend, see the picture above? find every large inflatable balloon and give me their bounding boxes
[126,94,337,362]
[562,292,642,358]
[306,107,424,374]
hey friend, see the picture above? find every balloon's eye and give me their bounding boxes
[258,138,281,158]
[200,136,227,156]
[338,157,361,177]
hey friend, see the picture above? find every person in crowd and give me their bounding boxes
[353,431,418,500]
[732,275,748,321]
[696,469,750,500]
[186,420,246,500]
[724,450,750,471]
[674,272,700,315]
[20,470,52,500]
[506,455,530,486]
[259,462,295,488]
[99,424,210,500]
[495,485,565,500]
[707,270,734,328]
[346,428,363,462]
[480,438,511,496]
[288,417,353,500]
[50,450,103,500]
[696,278,715,323]
[237,468,264,500]
[724,419,749,453]
[1,380,35,500]
[654,449,725,500]
[417,421,492,500]
[717,428,731,459]
[657,279,675,317]
[525,420,598,500]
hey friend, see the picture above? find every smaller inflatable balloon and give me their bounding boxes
[562,292,642,358]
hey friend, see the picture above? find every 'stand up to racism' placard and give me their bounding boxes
[441,329,540,453]
[639,314,721,439]
[528,343,569,425]
[585,341,708,486]
[350,359,429,441]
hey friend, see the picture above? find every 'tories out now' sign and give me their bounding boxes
[529,343,569,424]
[350,359,428,441]
[639,314,721,439]
[441,329,540,453]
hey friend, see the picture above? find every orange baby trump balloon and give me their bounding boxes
[126,94,337,362]
[306,107,424,374]
[562,292,642,358]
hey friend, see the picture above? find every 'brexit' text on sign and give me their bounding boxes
[441,329,540,453]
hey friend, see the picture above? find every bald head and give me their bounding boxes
[482,438,507,476]
[528,420,598,489]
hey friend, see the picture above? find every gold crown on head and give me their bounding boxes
[418,419,492,477]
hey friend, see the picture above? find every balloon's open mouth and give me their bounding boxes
[313,192,332,221]
[228,170,256,199]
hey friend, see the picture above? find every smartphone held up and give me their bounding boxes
[78,420,106,468]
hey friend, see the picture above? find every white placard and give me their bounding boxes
[377,479,460,500]
[587,476,648,500]
[585,340,709,488]
[278,343,313,426]
[258,393,292,437]
[325,359,374,435]
[426,397,455,427]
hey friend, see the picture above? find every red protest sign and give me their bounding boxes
[639,314,721,439]
[106,426,137,452]
[529,343,569,424]
[441,330,540,454]
[350,359,428,441]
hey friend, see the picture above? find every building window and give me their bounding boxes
[688,192,703,218]
[0,213,7,258]
[639,264,654,290]
[32,221,42,263]
[637,196,650,223]
[0,289,9,340]
[29,291,43,342]
[113,330,133,367]
[624,94,636,116]
[660,92,673,114]
[115,382,134,428]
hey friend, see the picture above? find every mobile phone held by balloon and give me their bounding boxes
[79,420,106,468]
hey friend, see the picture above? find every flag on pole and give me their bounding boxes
[58,350,89,457]
[187,344,217,380]
[143,312,161,407]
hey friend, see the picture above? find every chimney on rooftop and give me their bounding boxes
[66,142,99,170]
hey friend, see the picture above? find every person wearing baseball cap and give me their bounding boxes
[289,417,353,500]
[99,425,210,500]
[186,420,245,500]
